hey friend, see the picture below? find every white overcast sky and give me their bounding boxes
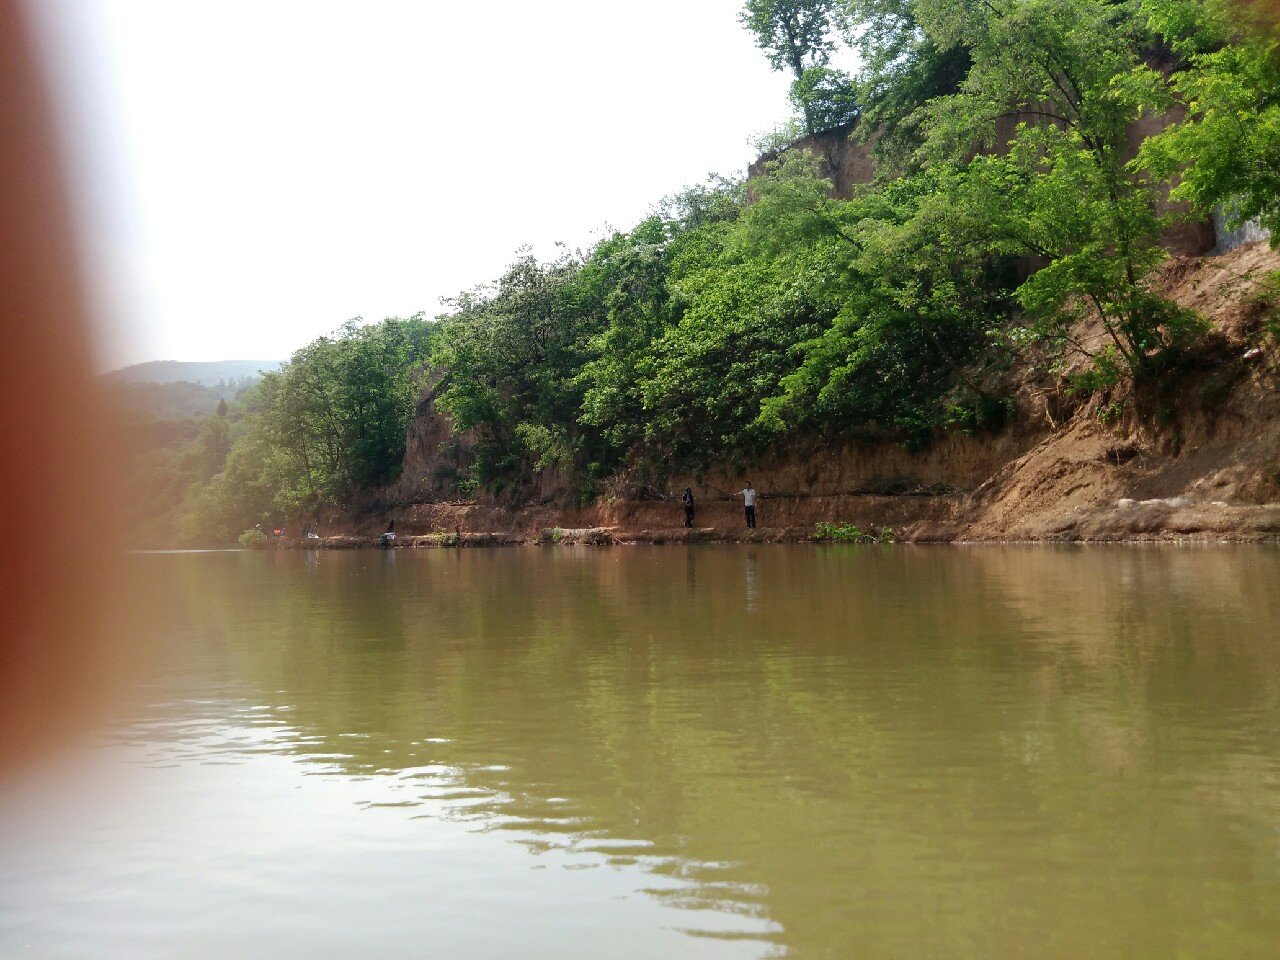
[28,0,817,369]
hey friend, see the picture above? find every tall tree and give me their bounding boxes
[740,0,843,132]
[182,315,433,540]
[431,251,602,484]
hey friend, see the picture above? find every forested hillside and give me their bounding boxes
[117,319,432,546]
[108,377,263,545]
[127,0,1280,546]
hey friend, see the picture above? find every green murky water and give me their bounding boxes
[3,545,1279,958]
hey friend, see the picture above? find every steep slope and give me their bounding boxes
[335,241,1280,544]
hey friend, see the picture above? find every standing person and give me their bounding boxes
[682,487,695,528]
[740,482,757,530]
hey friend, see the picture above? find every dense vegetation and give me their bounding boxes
[111,378,259,545]
[423,0,1279,497]
[120,319,430,545]
[125,0,1280,544]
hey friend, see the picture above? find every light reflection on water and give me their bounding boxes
[3,545,1280,959]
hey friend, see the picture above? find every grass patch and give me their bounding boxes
[814,522,896,544]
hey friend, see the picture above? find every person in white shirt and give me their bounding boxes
[740,482,757,529]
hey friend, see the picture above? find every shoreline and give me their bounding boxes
[261,523,1280,550]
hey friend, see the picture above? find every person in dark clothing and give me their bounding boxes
[682,488,695,528]
[740,482,757,529]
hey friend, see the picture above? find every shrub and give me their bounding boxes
[1251,270,1280,342]
[814,522,895,543]
[943,393,1015,435]
[238,528,269,549]
[1066,347,1127,397]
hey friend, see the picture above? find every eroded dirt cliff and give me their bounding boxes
[321,242,1280,545]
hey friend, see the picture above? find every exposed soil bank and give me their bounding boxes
[301,243,1280,547]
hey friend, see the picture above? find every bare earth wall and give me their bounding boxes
[299,243,1280,546]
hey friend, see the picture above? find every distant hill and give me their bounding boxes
[104,359,282,387]
[108,380,255,420]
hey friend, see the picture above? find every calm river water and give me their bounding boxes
[2,545,1279,958]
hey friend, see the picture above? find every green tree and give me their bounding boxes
[576,219,680,462]
[745,154,1014,443]
[181,316,432,540]
[198,415,231,477]
[914,0,1207,386]
[431,251,604,487]
[1138,0,1280,238]
[740,0,844,132]
[635,169,836,459]
[839,0,973,169]
[577,177,747,469]
[790,66,861,132]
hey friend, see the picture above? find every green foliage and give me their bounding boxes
[750,159,1016,443]
[1097,399,1127,425]
[577,218,682,457]
[1065,347,1127,397]
[739,0,842,80]
[432,248,605,488]
[790,66,861,132]
[657,176,746,229]
[740,0,845,131]
[122,0,1280,542]
[943,393,1015,434]
[238,528,269,549]
[841,0,973,168]
[178,316,432,543]
[428,174,838,485]
[749,118,810,156]
[636,205,832,458]
[1252,270,1280,341]
[814,522,896,542]
[424,529,462,546]
[108,370,268,546]
[912,0,1208,388]
[1138,0,1280,238]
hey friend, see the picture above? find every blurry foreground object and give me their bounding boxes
[0,0,129,775]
